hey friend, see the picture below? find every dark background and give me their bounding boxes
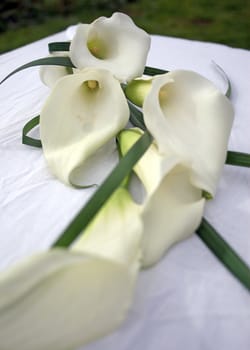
[0,0,249,53]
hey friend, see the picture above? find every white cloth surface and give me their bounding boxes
[0,31,250,350]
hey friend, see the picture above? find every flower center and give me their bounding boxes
[87,80,99,89]
[87,38,107,60]
[82,80,100,94]
[159,86,168,103]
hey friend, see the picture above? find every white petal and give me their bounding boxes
[40,68,129,186]
[66,24,77,40]
[40,65,73,88]
[69,12,151,82]
[39,52,76,88]
[0,249,137,350]
[73,187,143,266]
[141,165,205,267]
[143,70,234,196]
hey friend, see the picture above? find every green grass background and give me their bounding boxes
[0,0,249,53]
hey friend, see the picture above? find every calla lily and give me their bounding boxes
[118,128,205,267]
[40,68,129,186]
[40,54,75,88]
[143,70,234,196]
[69,12,151,82]
[0,188,142,350]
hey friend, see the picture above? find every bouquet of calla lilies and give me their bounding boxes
[0,12,250,350]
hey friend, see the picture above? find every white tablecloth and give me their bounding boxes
[0,31,249,350]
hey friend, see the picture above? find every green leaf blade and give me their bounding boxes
[226,151,250,168]
[196,218,250,291]
[0,56,75,85]
[22,115,42,148]
[48,42,70,53]
[128,101,147,131]
[144,66,168,76]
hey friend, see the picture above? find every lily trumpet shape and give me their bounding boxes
[40,68,129,186]
[143,70,234,196]
[69,12,151,82]
[118,128,205,267]
[0,188,142,350]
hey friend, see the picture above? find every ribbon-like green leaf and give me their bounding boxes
[0,57,75,84]
[226,151,250,168]
[48,42,70,53]
[196,218,250,291]
[144,66,168,76]
[52,131,153,248]
[128,101,147,130]
[22,115,42,148]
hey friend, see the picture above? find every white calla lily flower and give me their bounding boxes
[143,70,234,196]
[69,12,151,82]
[40,68,129,186]
[118,128,205,267]
[0,188,142,349]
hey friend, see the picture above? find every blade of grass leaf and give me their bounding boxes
[226,151,250,167]
[144,66,168,76]
[48,42,70,53]
[128,101,147,130]
[52,131,153,248]
[0,57,75,84]
[196,218,250,291]
[22,115,42,148]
